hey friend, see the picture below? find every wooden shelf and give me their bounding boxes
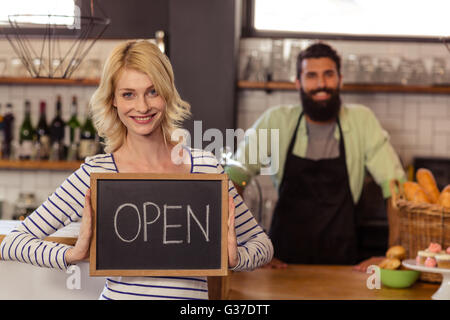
[0,77,99,86]
[237,80,450,94]
[0,160,83,171]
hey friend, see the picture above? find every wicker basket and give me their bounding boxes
[390,179,450,283]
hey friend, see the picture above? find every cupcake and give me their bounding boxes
[425,257,437,268]
[435,254,450,269]
[417,250,436,265]
[427,242,442,253]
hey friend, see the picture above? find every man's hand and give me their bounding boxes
[353,256,385,272]
[262,257,288,269]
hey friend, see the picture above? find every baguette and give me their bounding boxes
[416,168,440,203]
[438,185,450,208]
[403,181,431,204]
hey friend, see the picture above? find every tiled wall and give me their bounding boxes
[2,37,450,225]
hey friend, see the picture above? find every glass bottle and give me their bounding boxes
[36,101,50,160]
[66,96,81,161]
[2,103,14,159]
[49,96,66,160]
[78,110,97,160]
[155,30,165,54]
[12,192,37,221]
[19,100,34,160]
[67,96,81,144]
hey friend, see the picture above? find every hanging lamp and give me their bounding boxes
[2,0,110,79]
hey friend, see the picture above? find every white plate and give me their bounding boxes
[402,259,450,300]
[402,259,450,274]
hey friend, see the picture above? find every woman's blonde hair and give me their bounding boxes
[90,40,191,153]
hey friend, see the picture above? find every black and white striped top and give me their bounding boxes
[0,147,273,300]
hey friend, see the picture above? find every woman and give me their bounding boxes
[0,40,273,300]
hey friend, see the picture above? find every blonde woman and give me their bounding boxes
[0,40,273,300]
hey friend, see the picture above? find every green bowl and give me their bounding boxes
[223,162,251,188]
[380,268,420,288]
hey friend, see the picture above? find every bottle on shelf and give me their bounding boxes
[19,100,35,160]
[12,192,37,221]
[36,100,50,160]
[155,30,166,54]
[49,95,66,161]
[78,107,97,160]
[66,95,81,161]
[1,103,14,160]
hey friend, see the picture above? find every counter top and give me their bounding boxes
[228,264,438,300]
[0,220,439,300]
[0,221,78,259]
[0,220,80,238]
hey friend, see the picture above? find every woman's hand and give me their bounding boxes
[227,196,239,268]
[66,189,93,265]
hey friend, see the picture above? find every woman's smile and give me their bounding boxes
[130,113,158,124]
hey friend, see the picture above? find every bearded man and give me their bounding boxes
[234,42,406,268]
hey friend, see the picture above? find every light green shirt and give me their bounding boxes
[235,103,406,203]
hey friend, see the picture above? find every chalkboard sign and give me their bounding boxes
[89,173,229,277]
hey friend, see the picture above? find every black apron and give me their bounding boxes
[269,112,358,265]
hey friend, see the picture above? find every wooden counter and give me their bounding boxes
[0,159,83,171]
[228,264,438,300]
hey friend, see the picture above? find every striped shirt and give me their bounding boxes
[0,148,273,300]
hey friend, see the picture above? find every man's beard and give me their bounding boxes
[300,87,341,122]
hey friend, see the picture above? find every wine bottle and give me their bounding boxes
[66,96,81,161]
[67,96,81,144]
[155,30,165,54]
[19,100,34,160]
[49,96,66,160]
[2,103,14,159]
[36,101,50,160]
[78,110,97,160]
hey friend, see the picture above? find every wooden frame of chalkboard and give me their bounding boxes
[89,173,229,277]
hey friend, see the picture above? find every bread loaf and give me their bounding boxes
[386,245,406,260]
[403,181,431,204]
[379,258,401,270]
[438,185,450,208]
[416,168,440,203]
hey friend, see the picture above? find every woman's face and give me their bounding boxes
[113,68,166,139]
